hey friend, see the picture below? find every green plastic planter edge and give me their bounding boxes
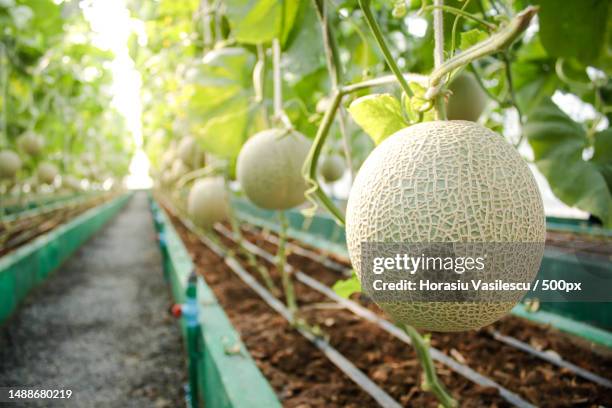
[0,193,132,324]
[150,198,281,408]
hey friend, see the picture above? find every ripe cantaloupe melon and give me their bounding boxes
[0,150,22,179]
[38,162,58,184]
[346,121,545,332]
[446,72,487,122]
[320,155,345,183]
[187,177,229,228]
[236,128,312,210]
[18,133,44,157]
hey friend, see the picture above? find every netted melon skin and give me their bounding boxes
[346,121,545,332]
[187,177,229,229]
[237,129,312,210]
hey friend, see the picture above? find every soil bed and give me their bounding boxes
[240,225,612,407]
[169,213,506,407]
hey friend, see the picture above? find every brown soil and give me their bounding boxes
[167,209,612,408]
[0,194,115,257]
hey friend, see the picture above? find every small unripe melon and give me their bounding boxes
[178,136,201,168]
[320,155,345,183]
[0,150,22,179]
[346,121,545,332]
[187,177,229,229]
[38,162,58,184]
[62,175,81,191]
[446,72,487,122]
[237,128,312,210]
[170,159,189,182]
[18,133,44,157]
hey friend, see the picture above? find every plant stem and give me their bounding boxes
[427,6,538,98]
[277,210,297,316]
[176,165,217,190]
[469,62,504,104]
[200,0,213,51]
[312,0,354,181]
[272,38,283,120]
[0,42,9,146]
[226,195,279,294]
[302,90,346,224]
[358,0,414,98]
[423,4,496,30]
[401,324,458,408]
[433,0,448,120]
[342,73,428,94]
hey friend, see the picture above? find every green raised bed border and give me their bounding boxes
[0,192,132,324]
[233,199,612,348]
[1,191,100,217]
[149,196,281,408]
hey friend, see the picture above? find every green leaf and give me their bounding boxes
[535,0,609,63]
[332,273,361,299]
[282,1,325,78]
[459,29,487,51]
[347,94,408,145]
[524,98,612,226]
[591,128,612,192]
[16,0,63,38]
[225,0,299,45]
[186,47,263,160]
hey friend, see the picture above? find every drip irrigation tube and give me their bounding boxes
[214,224,535,408]
[175,214,404,408]
[243,223,612,376]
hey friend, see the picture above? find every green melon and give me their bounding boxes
[446,72,487,122]
[320,155,345,183]
[0,150,22,179]
[38,162,58,184]
[187,177,229,228]
[18,133,44,157]
[62,175,81,191]
[178,136,201,168]
[236,128,312,210]
[346,121,545,332]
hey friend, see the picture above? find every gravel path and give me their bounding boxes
[0,192,186,407]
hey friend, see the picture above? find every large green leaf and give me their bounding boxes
[347,94,407,145]
[535,0,609,63]
[225,0,299,45]
[186,47,265,160]
[16,0,63,38]
[282,1,325,78]
[591,128,612,192]
[524,98,612,225]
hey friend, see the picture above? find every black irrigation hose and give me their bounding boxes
[215,224,535,408]
[241,224,612,391]
[175,215,404,408]
[491,331,612,389]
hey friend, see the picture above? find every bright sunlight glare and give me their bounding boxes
[81,0,152,189]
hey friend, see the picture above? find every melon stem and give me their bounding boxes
[432,0,448,121]
[226,200,279,296]
[401,324,458,408]
[358,0,414,98]
[277,210,297,317]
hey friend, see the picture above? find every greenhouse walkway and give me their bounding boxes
[0,192,186,407]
